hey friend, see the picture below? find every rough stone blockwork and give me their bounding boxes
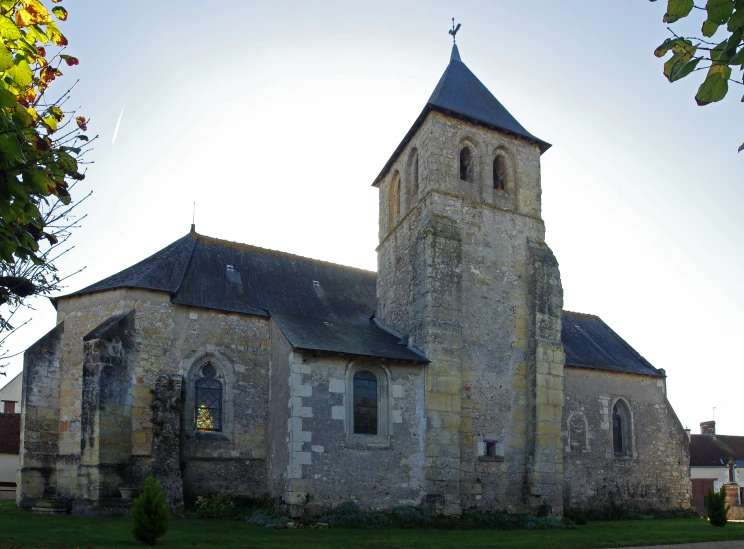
[17,322,63,507]
[525,240,564,515]
[78,310,135,504]
[562,368,691,510]
[151,375,184,511]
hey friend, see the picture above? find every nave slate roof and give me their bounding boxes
[58,233,660,375]
[561,311,663,378]
[374,45,550,186]
[58,232,420,363]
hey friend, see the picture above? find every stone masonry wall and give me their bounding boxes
[562,367,691,510]
[267,320,293,503]
[376,111,562,514]
[281,352,426,515]
[78,311,135,502]
[17,322,63,507]
[49,288,271,503]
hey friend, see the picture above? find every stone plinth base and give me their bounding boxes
[32,503,67,515]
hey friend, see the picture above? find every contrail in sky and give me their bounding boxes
[112,105,124,144]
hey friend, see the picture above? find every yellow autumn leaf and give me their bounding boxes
[20,0,50,23]
[45,20,67,46]
[51,6,67,21]
[15,9,32,27]
[42,114,57,132]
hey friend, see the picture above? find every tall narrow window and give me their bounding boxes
[353,370,378,435]
[612,400,631,457]
[410,149,419,196]
[413,155,419,194]
[389,172,400,229]
[459,147,473,182]
[493,155,506,191]
[195,363,222,432]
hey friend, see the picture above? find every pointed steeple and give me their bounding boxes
[450,44,461,62]
[373,45,550,186]
[427,47,548,152]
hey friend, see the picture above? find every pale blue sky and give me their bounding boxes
[2,1,742,435]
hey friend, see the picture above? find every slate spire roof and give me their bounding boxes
[373,44,550,186]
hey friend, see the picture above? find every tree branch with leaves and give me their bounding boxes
[652,0,744,151]
[0,0,94,364]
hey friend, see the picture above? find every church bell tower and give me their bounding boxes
[373,41,565,516]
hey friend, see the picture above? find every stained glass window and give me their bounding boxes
[353,370,378,435]
[195,363,222,432]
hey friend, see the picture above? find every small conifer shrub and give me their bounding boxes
[132,475,169,545]
[705,486,729,527]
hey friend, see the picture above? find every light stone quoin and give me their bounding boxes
[15,41,691,517]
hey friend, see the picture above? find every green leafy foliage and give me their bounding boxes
[194,494,236,518]
[652,0,744,151]
[247,510,292,530]
[0,0,92,346]
[131,475,169,545]
[705,486,729,526]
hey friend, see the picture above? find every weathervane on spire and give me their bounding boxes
[449,18,461,44]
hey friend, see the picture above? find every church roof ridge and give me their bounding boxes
[192,232,376,276]
[562,310,601,320]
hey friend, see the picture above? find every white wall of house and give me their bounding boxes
[691,466,743,496]
[0,371,21,499]
[0,372,22,412]
[0,454,18,499]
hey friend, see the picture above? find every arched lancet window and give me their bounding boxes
[195,363,222,432]
[353,370,378,435]
[389,171,400,229]
[612,400,631,457]
[459,146,473,182]
[410,149,419,196]
[493,155,506,191]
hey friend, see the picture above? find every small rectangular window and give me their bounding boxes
[479,439,503,462]
[2,401,16,414]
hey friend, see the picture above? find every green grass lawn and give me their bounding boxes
[2,501,744,549]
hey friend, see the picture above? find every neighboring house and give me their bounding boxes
[689,420,744,515]
[16,43,691,517]
[0,371,21,414]
[0,372,22,499]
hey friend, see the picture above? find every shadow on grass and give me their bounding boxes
[1,500,744,549]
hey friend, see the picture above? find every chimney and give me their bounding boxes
[685,427,691,441]
[700,420,716,436]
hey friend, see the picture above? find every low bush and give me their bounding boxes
[566,506,698,523]
[247,510,291,530]
[194,494,236,519]
[391,505,433,529]
[319,501,391,529]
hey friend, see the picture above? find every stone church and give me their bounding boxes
[16,44,691,517]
